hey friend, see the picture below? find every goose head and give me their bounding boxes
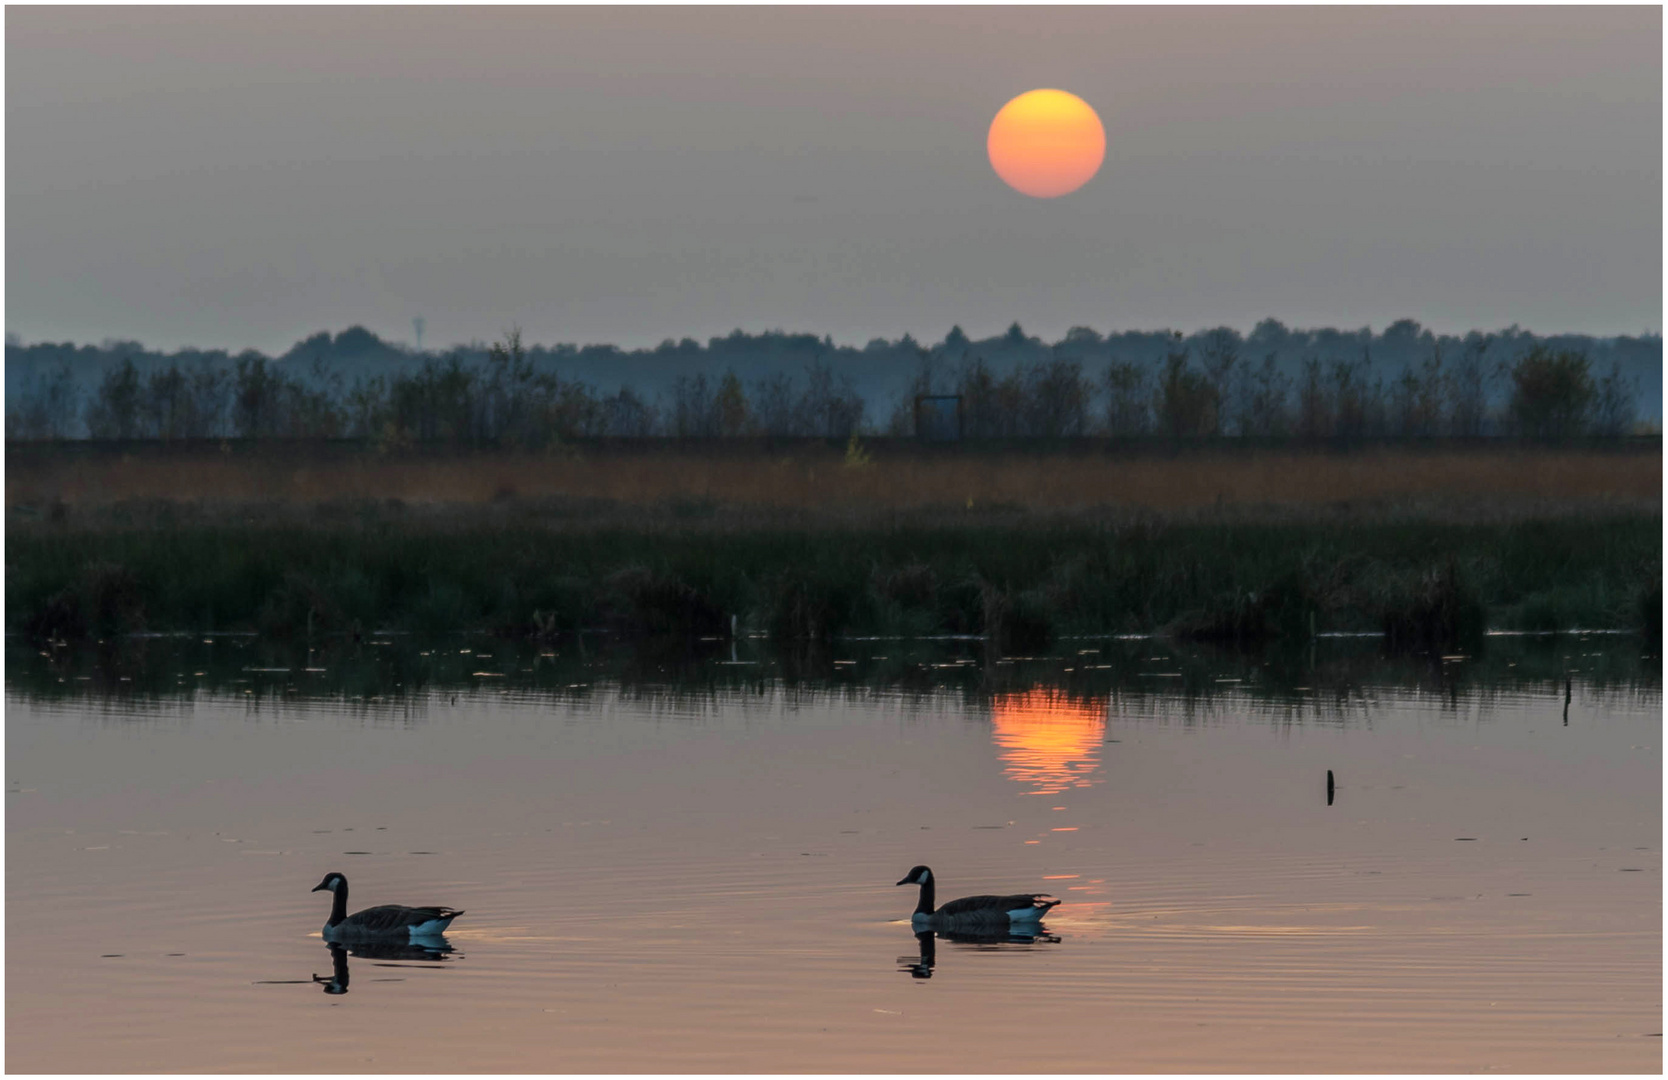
[312,872,347,893]
[895,865,932,887]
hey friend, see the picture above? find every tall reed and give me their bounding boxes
[10,511,1657,646]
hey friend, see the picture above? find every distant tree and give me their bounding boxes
[1241,352,1291,438]
[485,327,534,443]
[1329,349,1379,443]
[1024,355,1089,437]
[1379,318,1424,365]
[1591,360,1637,437]
[1296,357,1329,441]
[188,361,228,437]
[232,354,284,438]
[14,320,1659,447]
[546,379,600,441]
[143,365,189,440]
[47,361,83,437]
[483,327,570,447]
[429,357,481,445]
[654,337,703,358]
[799,359,864,439]
[1155,345,1217,439]
[331,325,387,357]
[9,359,79,439]
[387,356,480,445]
[1246,317,1292,357]
[1449,335,1495,438]
[672,373,719,438]
[1508,346,1594,440]
[888,347,942,436]
[715,371,750,436]
[345,375,389,440]
[282,358,345,439]
[1388,346,1443,438]
[956,356,1000,439]
[1410,343,1447,437]
[1059,325,1104,363]
[960,360,1024,439]
[751,372,801,437]
[1104,356,1151,436]
[602,386,657,437]
[85,357,143,439]
[1389,365,1420,438]
[1197,327,1243,435]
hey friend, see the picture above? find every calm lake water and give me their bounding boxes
[6,635,1661,1072]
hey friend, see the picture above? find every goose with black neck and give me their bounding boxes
[895,865,1059,931]
[311,872,464,942]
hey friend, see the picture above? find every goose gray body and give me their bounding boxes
[896,865,1059,930]
[312,872,463,941]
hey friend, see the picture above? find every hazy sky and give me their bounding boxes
[7,6,1661,354]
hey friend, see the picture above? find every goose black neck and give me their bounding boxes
[328,884,349,927]
[915,877,936,916]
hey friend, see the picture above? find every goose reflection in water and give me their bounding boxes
[313,938,456,995]
[897,927,1061,980]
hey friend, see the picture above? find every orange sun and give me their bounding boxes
[987,89,1106,199]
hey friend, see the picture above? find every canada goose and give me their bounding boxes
[895,865,1059,930]
[311,872,464,941]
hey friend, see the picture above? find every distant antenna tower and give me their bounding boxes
[413,316,426,353]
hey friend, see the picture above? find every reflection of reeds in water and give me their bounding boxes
[7,632,1659,718]
[990,690,1107,795]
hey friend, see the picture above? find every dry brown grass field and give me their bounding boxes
[6,441,1659,520]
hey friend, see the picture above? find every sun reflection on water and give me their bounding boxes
[990,690,1107,795]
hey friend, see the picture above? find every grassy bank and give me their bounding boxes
[7,439,1660,513]
[9,507,1658,648]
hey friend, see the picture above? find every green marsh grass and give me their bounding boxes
[9,507,1658,647]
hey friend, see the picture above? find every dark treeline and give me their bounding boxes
[6,319,1657,444]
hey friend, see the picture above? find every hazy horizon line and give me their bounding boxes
[9,317,1663,356]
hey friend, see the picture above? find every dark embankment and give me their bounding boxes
[8,501,1658,648]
